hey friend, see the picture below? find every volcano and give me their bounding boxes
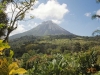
[10,20,74,39]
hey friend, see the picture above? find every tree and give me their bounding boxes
[92,0,100,19]
[0,0,36,42]
[92,30,100,36]
[0,0,9,38]
[0,13,8,38]
[92,0,100,36]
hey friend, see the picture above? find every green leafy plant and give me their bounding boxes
[0,40,27,75]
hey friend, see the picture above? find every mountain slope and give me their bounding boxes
[10,20,74,39]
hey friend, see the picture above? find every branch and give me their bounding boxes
[92,29,100,36]
[92,14,100,19]
[3,0,36,42]
[11,1,34,27]
[9,2,17,26]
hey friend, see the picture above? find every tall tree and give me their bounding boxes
[0,0,36,42]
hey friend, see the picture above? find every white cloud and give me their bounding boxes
[93,9,100,20]
[85,13,91,17]
[51,19,61,24]
[96,9,100,15]
[10,22,38,36]
[6,0,68,24]
[5,1,39,36]
[5,1,39,20]
[34,0,39,6]
[10,24,26,36]
[6,0,69,36]
[5,3,20,20]
[29,0,69,23]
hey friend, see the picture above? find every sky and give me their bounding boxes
[6,0,100,36]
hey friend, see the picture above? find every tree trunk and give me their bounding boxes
[3,31,10,43]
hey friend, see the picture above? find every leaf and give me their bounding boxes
[8,62,27,75]
[9,68,27,75]
[14,68,27,74]
[92,14,97,19]
[8,62,19,71]
[10,50,14,58]
[19,13,25,20]
[9,69,16,75]
[52,59,56,66]
[0,47,5,51]
[0,40,10,51]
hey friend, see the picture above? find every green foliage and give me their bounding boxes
[0,40,10,55]
[0,2,8,37]
[19,49,100,75]
[9,35,100,57]
[0,40,27,75]
[9,36,100,75]
[11,37,100,75]
[0,23,6,28]
[25,53,79,75]
[78,50,98,74]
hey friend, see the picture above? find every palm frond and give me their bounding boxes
[96,0,100,3]
[92,14,100,19]
[92,29,100,36]
[92,14,97,19]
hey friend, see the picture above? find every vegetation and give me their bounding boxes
[0,40,27,75]
[0,0,100,75]
[9,35,100,57]
[9,35,100,75]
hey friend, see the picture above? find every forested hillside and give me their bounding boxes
[9,35,100,57]
[8,35,100,75]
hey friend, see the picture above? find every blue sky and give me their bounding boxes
[59,0,100,36]
[7,0,100,36]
